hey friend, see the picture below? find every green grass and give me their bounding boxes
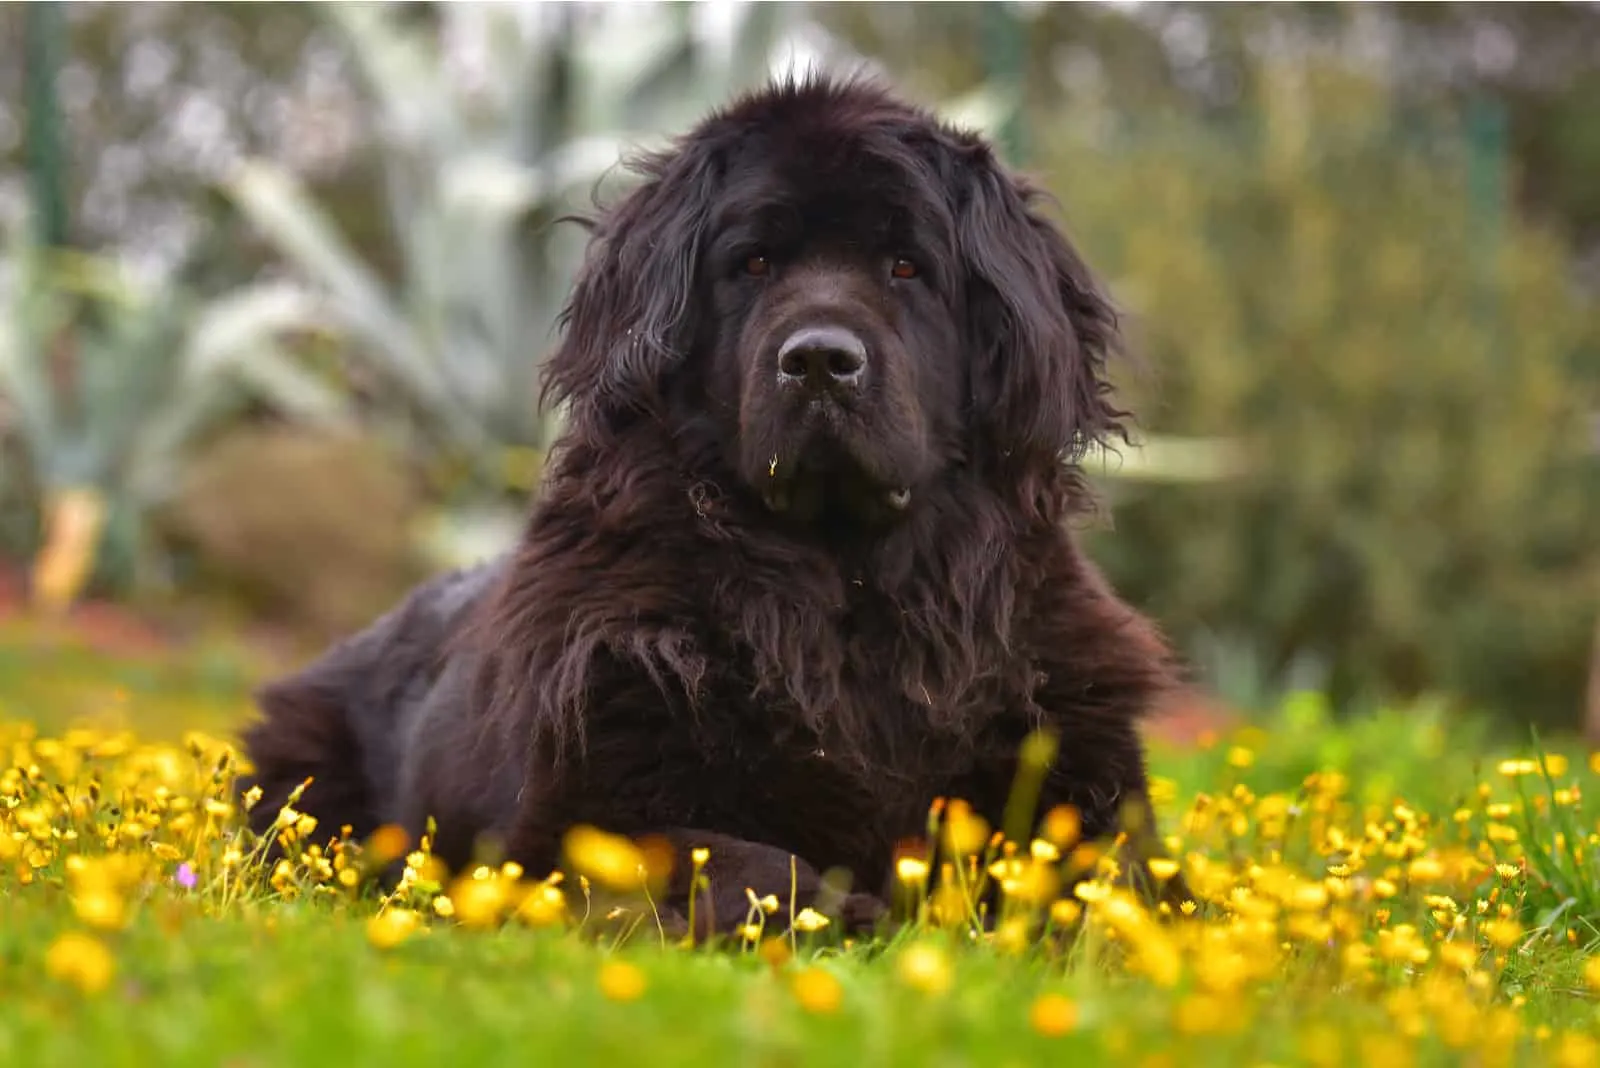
[3,889,1597,1067]
[3,630,1600,1067]
[0,620,263,738]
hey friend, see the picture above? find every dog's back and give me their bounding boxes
[236,558,508,847]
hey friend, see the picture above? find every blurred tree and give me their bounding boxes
[820,3,1600,282]
[1048,60,1596,727]
[0,2,389,279]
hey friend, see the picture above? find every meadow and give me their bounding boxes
[2,625,1599,1068]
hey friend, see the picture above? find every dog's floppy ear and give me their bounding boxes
[541,140,722,425]
[955,148,1128,463]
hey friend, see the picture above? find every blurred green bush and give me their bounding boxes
[1050,63,1599,727]
[157,426,429,642]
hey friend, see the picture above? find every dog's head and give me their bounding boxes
[543,76,1127,533]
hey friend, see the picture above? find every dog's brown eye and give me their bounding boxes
[744,255,771,277]
[891,257,919,280]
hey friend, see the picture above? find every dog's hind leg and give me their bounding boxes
[236,653,382,858]
[235,560,507,861]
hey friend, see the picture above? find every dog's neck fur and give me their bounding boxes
[468,415,1083,770]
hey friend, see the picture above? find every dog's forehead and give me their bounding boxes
[709,134,955,246]
[728,118,931,185]
[713,173,903,238]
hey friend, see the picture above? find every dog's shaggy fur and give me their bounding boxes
[238,76,1186,933]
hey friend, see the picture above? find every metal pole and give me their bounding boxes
[1465,93,1507,353]
[24,0,69,249]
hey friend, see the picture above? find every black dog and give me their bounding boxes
[239,75,1186,934]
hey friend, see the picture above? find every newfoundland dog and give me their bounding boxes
[238,75,1187,934]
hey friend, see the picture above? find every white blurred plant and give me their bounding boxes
[0,198,352,612]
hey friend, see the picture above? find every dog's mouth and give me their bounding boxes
[759,434,913,528]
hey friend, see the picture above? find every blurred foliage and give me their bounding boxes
[0,196,352,604]
[821,3,1600,276]
[1041,61,1598,727]
[0,2,375,273]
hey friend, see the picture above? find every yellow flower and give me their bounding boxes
[1029,838,1061,863]
[942,800,990,857]
[1050,899,1083,926]
[1040,805,1081,849]
[1029,993,1078,1037]
[563,825,647,892]
[366,909,420,950]
[598,960,647,1003]
[448,873,509,929]
[1554,1033,1599,1068]
[792,907,830,934]
[757,936,792,972]
[896,856,930,884]
[72,889,127,932]
[1146,857,1181,883]
[1437,941,1478,973]
[896,942,953,996]
[1582,956,1600,991]
[516,884,568,928]
[1359,1033,1415,1068]
[1073,880,1111,904]
[790,967,843,1014]
[1481,918,1522,950]
[366,824,411,865]
[45,931,115,994]
[1406,856,1445,882]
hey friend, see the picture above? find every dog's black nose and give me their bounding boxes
[777,326,867,389]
